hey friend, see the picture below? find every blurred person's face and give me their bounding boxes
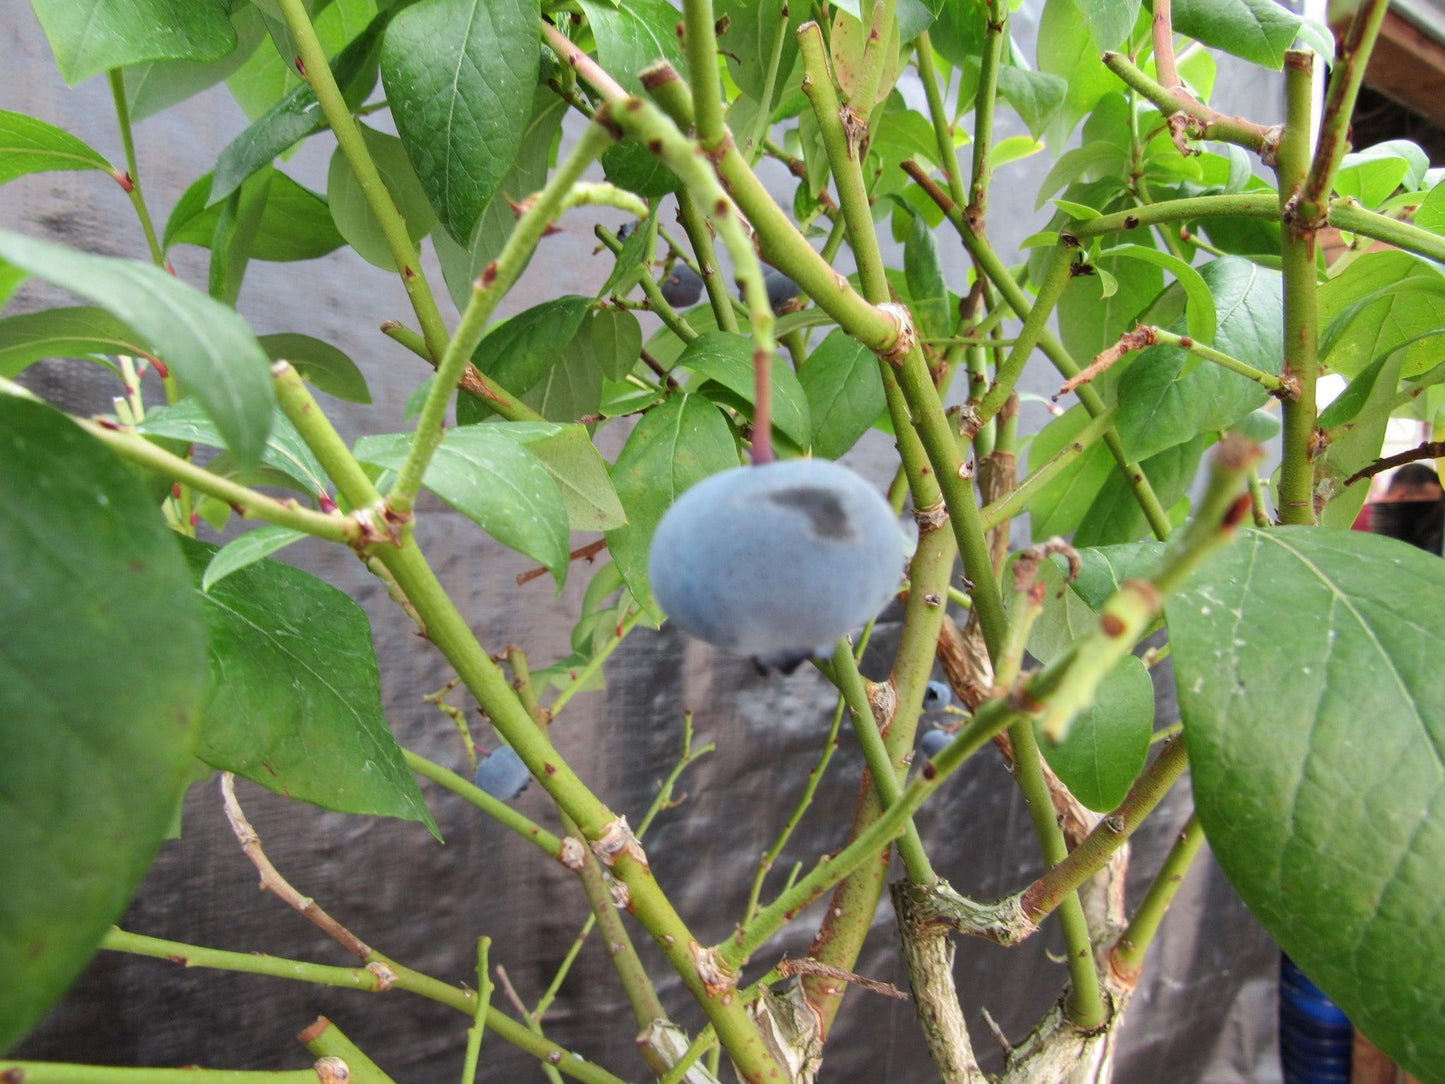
[1378,475,1444,503]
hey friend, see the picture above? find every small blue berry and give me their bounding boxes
[660,263,704,307]
[923,680,953,711]
[919,728,951,759]
[473,747,530,801]
[764,268,800,311]
[616,220,636,242]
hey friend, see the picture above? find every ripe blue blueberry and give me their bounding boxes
[473,747,530,802]
[616,220,636,242]
[647,459,908,669]
[923,680,953,711]
[764,268,800,311]
[918,728,951,759]
[660,263,704,307]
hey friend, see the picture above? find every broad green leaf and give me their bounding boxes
[207,163,271,305]
[1171,528,1445,1082]
[138,398,329,498]
[1101,243,1217,344]
[600,206,658,299]
[458,295,594,423]
[1035,143,1128,211]
[928,0,989,69]
[567,307,642,382]
[1171,0,1301,70]
[1416,177,1445,234]
[177,538,438,837]
[123,4,267,120]
[1039,655,1153,812]
[600,139,682,199]
[996,66,1068,140]
[33,0,237,84]
[259,333,370,404]
[435,83,566,309]
[717,0,806,112]
[355,426,570,583]
[1074,435,1207,547]
[905,212,950,342]
[381,0,539,243]
[1068,539,1165,611]
[0,230,274,469]
[1057,247,1164,365]
[0,110,113,185]
[0,261,24,308]
[0,306,151,378]
[605,394,740,619]
[797,329,887,458]
[675,331,811,450]
[829,8,902,107]
[578,0,688,92]
[1113,258,1283,462]
[1027,406,1118,541]
[0,396,206,1053]
[1037,0,1116,141]
[165,168,345,263]
[201,525,308,591]
[1075,0,1143,50]
[1335,140,1430,209]
[211,10,390,203]
[504,423,627,532]
[327,125,438,271]
[1317,350,1406,529]
[991,135,1046,171]
[1318,252,1445,379]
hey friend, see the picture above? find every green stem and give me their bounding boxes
[1101,52,1277,159]
[549,609,644,717]
[676,192,740,334]
[0,1066,319,1083]
[107,70,165,268]
[274,0,449,364]
[1009,719,1106,1027]
[1300,0,1390,219]
[100,931,626,1084]
[596,226,697,343]
[681,0,725,149]
[1109,812,1205,979]
[403,749,564,859]
[380,321,430,361]
[299,1018,395,1084]
[273,362,386,507]
[849,0,899,111]
[744,14,789,162]
[1328,200,1445,264]
[1277,53,1321,526]
[966,0,1007,221]
[830,642,934,883]
[390,122,613,517]
[1019,738,1189,921]
[72,414,356,545]
[461,939,494,1084]
[979,409,1116,531]
[1153,327,1291,395]
[978,242,1073,423]
[916,34,967,209]
[1072,192,1279,240]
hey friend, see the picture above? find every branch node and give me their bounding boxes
[591,816,648,868]
[876,302,916,366]
[559,835,588,871]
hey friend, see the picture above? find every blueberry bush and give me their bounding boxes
[2,0,1444,1081]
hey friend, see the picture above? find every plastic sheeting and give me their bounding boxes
[4,5,1286,1078]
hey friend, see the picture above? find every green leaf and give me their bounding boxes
[1318,252,1445,379]
[0,110,113,185]
[0,306,152,379]
[138,398,329,498]
[605,394,740,619]
[829,8,902,107]
[33,0,237,85]
[600,139,682,198]
[207,163,271,305]
[996,66,1068,140]
[1035,143,1128,211]
[123,3,267,121]
[0,395,206,1053]
[1100,243,1217,344]
[1416,176,1445,234]
[503,422,628,532]
[578,0,688,92]
[165,168,345,263]
[675,331,812,450]
[1317,350,1407,529]
[259,333,370,404]
[326,125,438,271]
[1039,654,1153,812]
[1075,0,1143,50]
[1113,257,1283,462]
[1037,0,1116,141]
[1058,247,1164,365]
[354,426,571,583]
[211,10,390,203]
[458,295,593,423]
[201,525,308,592]
[717,0,806,112]
[1171,0,1301,70]
[0,260,25,308]
[1070,539,1164,609]
[434,83,566,309]
[1027,406,1118,541]
[0,230,274,469]
[381,0,539,243]
[1335,139,1430,209]
[567,307,642,382]
[797,329,887,459]
[1074,435,1207,547]
[176,537,438,837]
[600,206,658,299]
[905,212,950,342]
[1170,527,1445,1082]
